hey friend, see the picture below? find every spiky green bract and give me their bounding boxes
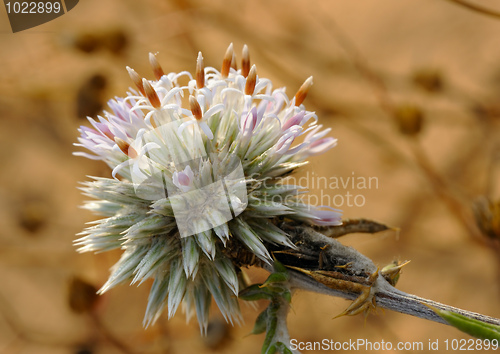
[75,45,341,332]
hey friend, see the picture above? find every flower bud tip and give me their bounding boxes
[149,52,165,80]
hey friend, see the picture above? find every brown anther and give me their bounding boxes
[149,116,158,129]
[149,52,165,80]
[221,43,234,78]
[142,78,161,109]
[189,95,203,120]
[126,66,145,96]
[241,44,250,77]
[114,137,137,159]
[102,131,114,141]
[294,76,313,106]
[245,65,257,95]
[230,51,237,71]
[196,52,205,89]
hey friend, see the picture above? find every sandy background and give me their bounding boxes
[0,0,499,353]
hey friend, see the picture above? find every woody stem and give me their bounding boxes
[285,267,500,327]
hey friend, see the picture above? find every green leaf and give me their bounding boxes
[435,309,500,340]
[266,344,277,354]
[282,289,292,304]
[265,340,294,354]
[252,308,269,335]
[262,310,278,354]
[240,261,293,353]
[275,342,293,354]
[261,272,289,287]
[239,284,274,301]
[272,259,288,274]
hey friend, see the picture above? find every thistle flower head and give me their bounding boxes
[75,44,341,332]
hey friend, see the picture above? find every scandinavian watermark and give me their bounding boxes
[249,171,379,208]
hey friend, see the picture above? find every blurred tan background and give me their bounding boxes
[0,0,499,353]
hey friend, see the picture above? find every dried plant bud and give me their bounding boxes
[381,260,410,286]
[394,104,424,136]
[245,65,257,95]
[412,68,444,93]
[68,276,99,313]
[241,44,250,78]
[202,318,231,350]
[149,52,165,80]
[473,197,500,240]
[189,95,203,120]
[294,76,313,106]
[126,66,145,96]
[221,43,233,78]
[76,73,107,120]
[18,198,47,234]
[72,32,100,53]
[102,28,129,56]
[196,51,205,89]
[114,137,138,158]
[142,78,161,109]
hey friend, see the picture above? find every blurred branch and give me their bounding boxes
[442,0,500,20]
[409,139,483,240]
[315,8,485,242]
[0,284,137,354]
[0,290,74,349]
[89,312,138,354]
[314,7,393,117]
[68,276,138,354]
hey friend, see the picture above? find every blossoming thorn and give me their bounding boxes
[241,44,250,77]
[149,52,165,80]
[196,52,205,89]
[221,43,234,78]
[294,76,313,106]
[126,66,145,96]
[245,65,257,96]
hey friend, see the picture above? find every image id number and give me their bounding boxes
[5,2,61,14]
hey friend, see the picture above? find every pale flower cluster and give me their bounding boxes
[75,44,341,331]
